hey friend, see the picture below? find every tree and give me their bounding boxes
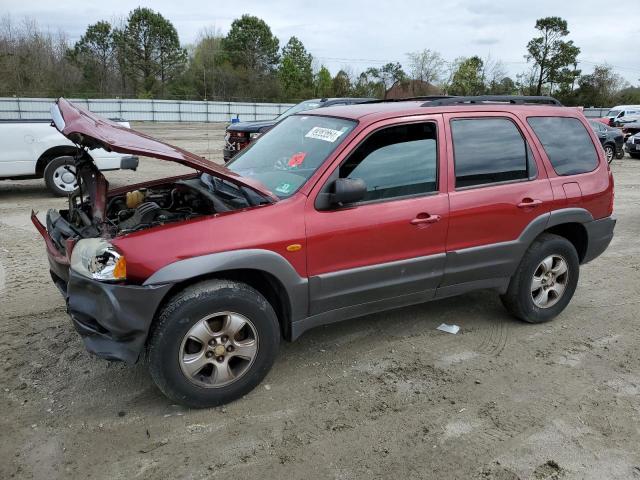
[406,49,445,84]
[278,36,313,99]
[119,7,187,96]
[222,15,279,74]
[332,70,351,97]
[526,17,580,95]
[314,65,333,97]
[188,29,225,99]
[71,21,117,95]
[448,56,485,95]
[574,64,628,106]
[374,62,406,91]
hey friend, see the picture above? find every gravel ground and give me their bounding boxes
[1,122,639,480]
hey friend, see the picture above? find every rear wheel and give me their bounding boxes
[147,279,280,408]
[603,144,615,163]
[501,233,579,324]
[44,156,78,196]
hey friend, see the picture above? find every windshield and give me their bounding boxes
[227,115,356,198]
[606,110,620,117]
[275,100,323,121]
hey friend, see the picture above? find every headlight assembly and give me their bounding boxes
[70,238,127,282]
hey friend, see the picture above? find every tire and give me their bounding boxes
[147,279,280,408]
[500,233,579,324]
[43,156,79,196]
[630,153,640,160]
[603,144,615,164]
[616,149,624,160]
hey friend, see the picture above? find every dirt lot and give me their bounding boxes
[1,122,639,480]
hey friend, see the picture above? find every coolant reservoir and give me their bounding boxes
[126,190,145,209]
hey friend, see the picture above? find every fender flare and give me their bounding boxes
[143,249,309,322]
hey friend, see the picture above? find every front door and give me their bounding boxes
[305,117,450,315]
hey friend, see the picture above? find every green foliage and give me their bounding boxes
[332,70,351,97]
[119,7,187,97]
[566,64,629,106]
[526,16,580,95]
[279,36,313,98]
[222,15,279,74]
[448,56,485,95]
[70,21,116,94]
[314,66,333,97]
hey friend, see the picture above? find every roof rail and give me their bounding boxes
[363,95,454,104]
[421,95,563,107]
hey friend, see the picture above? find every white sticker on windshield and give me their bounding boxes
[305,126,345,143]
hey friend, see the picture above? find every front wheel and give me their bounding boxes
[630,153,640,160]
[147,279,280,408]
[501,233,579,324]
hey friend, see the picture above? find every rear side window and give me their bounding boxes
[340,122,437,202]
[528,117,599,176]
[451,118,533,188]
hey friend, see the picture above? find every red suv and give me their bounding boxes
[35,96,615,408]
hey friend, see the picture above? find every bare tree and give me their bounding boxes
[406,49,445,84]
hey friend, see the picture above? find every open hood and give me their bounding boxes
[51,98,277,201]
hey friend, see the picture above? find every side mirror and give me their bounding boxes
[329,178,366,206]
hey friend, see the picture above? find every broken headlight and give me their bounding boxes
[70,238,127,282]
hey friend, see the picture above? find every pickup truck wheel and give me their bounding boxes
[147,279,280,408]
[500,233,579,324]
[44,156,79,196]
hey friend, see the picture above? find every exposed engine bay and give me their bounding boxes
[46,154,268,254]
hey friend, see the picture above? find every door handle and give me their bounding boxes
[410,213,441,225]
[517,198,543,208]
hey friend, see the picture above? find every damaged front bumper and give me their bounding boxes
[52,269,172,364]
[33,211,172,364]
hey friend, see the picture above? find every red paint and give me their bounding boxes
[42,100,614,285]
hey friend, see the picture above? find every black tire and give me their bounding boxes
[500,233,579,324]
[43,156,78,196]
[616,149,624,160]
[630,153,640,160]
[147,279,280,408]
[603,144,615,164]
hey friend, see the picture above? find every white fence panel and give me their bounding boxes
[0,97,295,123]
[0,97,611,122]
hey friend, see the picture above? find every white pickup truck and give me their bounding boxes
[0,118,138,195]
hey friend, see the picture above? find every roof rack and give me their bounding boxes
[363,95,454,104]
[421,95,563,107]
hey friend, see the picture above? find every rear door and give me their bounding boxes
[442,112,553,287]
[304,116,449,315]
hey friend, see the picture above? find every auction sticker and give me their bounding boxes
[305,126,345,143]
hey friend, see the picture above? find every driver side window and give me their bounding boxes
[338,122,438,202]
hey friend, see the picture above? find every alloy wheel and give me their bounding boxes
[531,254,569,308]
[179,311,258,388]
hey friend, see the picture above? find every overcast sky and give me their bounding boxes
[4,0,639,84]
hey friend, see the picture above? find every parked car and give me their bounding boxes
[223,97,375,162]
[603,105,640,126]
[0,118,138,196]
[589,120,624,162]
[35,96,615,408]
[625,132,640,159]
